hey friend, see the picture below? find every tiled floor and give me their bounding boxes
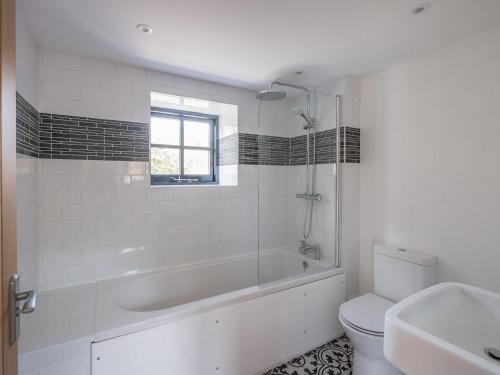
[263,336,353,375]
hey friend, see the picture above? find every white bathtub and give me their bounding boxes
[92,249,346,375]
[110,250,323,312]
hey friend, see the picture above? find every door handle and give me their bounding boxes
[16,289,36,314]
[9,274,37,345]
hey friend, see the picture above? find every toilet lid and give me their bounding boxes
[339,293,394,334]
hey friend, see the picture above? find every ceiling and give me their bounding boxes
[18,0,500,90]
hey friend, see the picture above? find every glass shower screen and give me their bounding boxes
[256,88,339,285]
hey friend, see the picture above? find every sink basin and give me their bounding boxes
[384,282,500,375]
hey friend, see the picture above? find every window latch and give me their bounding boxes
[169,176,199,183]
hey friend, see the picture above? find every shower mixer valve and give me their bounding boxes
[298,240,321,260]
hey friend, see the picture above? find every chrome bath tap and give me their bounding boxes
[299,240,321,260]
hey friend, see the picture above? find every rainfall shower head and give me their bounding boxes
[256,89,287,101]
[292,106,315,129]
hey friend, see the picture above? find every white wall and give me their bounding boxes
[16,6,39,109]
[360,26,500,294]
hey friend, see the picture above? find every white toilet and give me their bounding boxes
[339,243,438,375]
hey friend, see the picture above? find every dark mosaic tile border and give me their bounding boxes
[238,133,291,166]
[258,135,290,166]
[342,126,360,164]
[39,113,149,161]
[290,127,360,165]
[15,93,360,164]
[239,127,360,166]
[239,133,258,165]
[16,93,40,157]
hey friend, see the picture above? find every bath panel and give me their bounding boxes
[92,273,345,375]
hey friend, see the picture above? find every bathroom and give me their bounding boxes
[1,0,500,374]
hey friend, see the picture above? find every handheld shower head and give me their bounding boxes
[292,106,315,129]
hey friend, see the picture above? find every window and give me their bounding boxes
[150,107,218,185]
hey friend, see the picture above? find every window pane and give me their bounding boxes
[184,149,210,175]
[151,117,180,145]
[184,120,210,147]
[151,147,180,174]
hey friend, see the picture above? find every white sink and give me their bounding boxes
[384,282,500,375]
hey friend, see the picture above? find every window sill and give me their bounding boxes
[150,183,220,187]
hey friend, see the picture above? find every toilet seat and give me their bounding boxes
[339,293,394,336]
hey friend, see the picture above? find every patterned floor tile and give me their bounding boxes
[263,336,353,375]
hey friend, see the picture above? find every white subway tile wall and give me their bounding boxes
[37,160,260,290]
[17,155,39,291]
[22,49,361,295]
[39,49,268,130]
[33,49,291,290]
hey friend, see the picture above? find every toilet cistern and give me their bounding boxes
[339,243,438,375]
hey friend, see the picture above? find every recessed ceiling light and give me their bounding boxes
[411,3,430,15]
[136,24,153,34]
